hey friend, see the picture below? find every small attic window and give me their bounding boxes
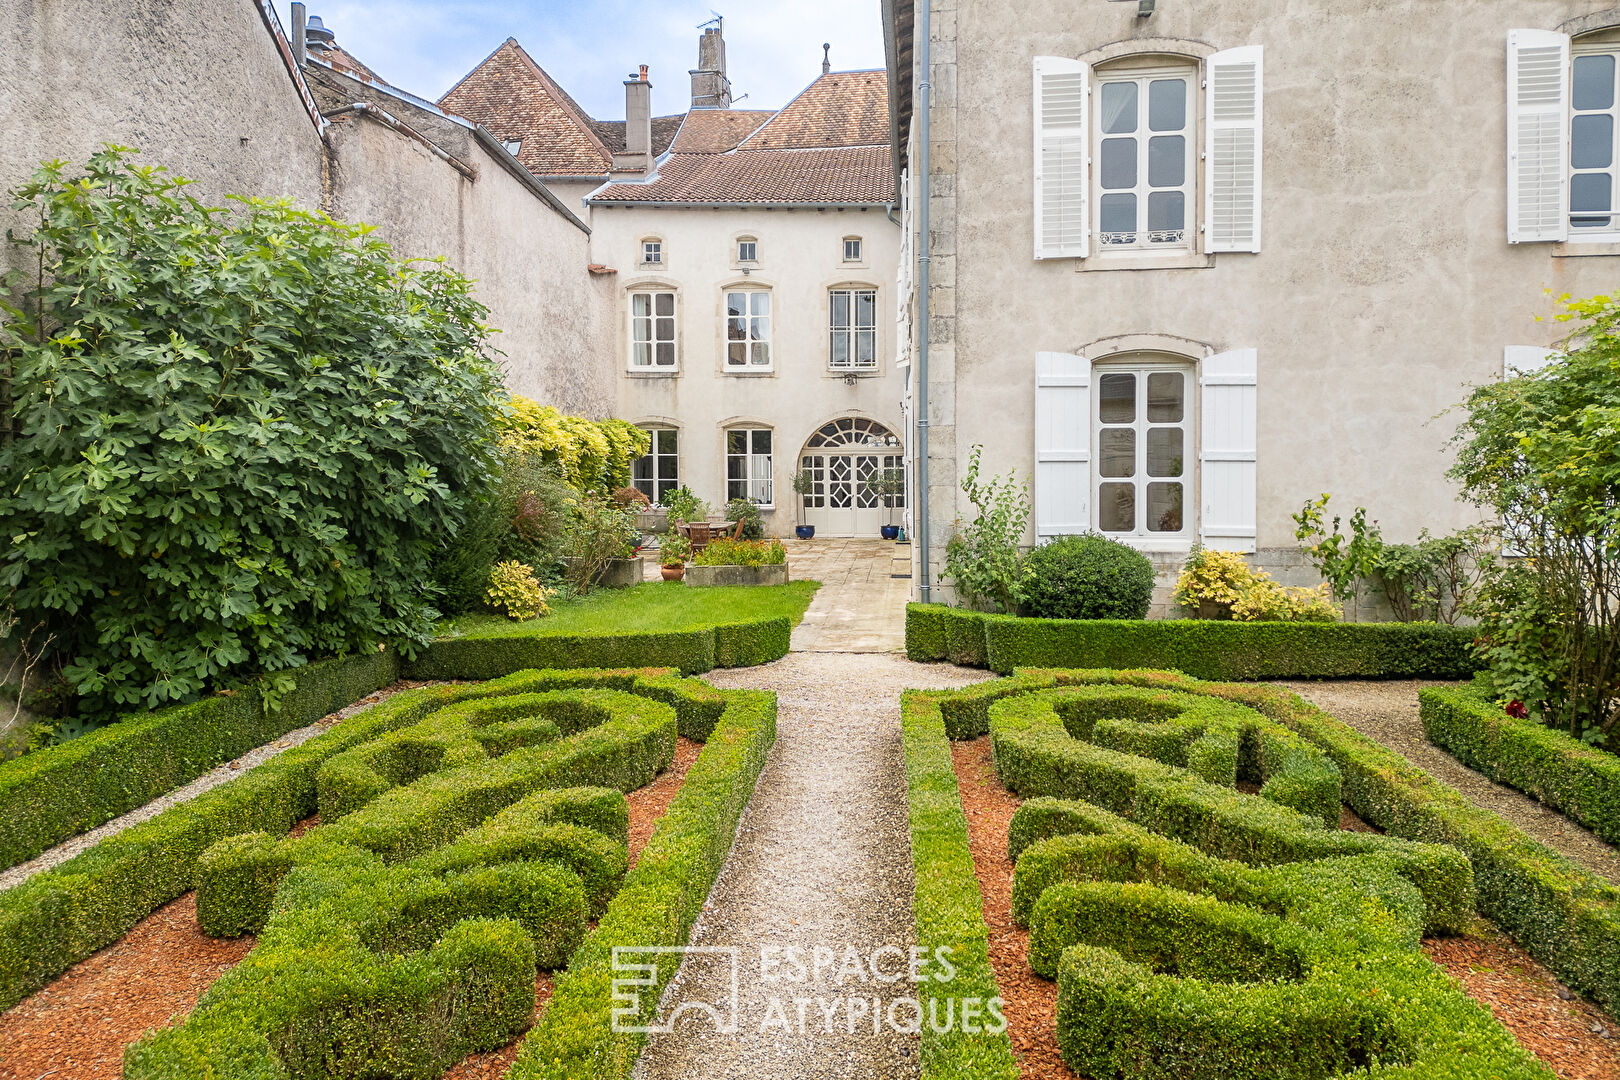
[842,236,863,262]
[503,139,522,156]
[642,239,664,266]
[737,237,758,263]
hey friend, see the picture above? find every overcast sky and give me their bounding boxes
[277,1,887,119]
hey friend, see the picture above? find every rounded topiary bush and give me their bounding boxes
[1016,535,1155,620]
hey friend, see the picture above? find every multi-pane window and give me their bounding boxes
[1094,366,1190,538]
[727,428,773,505]
[1095,70,1193,249]
[641,239,663,265]
[829,288,878,370]
[1572,49,1620,232]
[725,290,772,369]
[633,428,679,504]
[630,291,676,368]
[843,236,863,262]
[737,238,758,262]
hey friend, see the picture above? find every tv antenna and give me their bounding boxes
[698,11,723,31]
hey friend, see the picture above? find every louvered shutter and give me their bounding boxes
[1205,46,1264,253]
[1035,352,1091,537]
[1199,349,1258,553]
[1034,56,1091,260]
[1507,29,1570,243]
[1503,344,1562,376]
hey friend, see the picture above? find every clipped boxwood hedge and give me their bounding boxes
[0,668,721,1013]
[905,604,1477,680]
[127,671,698,1077]
[405,617,792,681]
[1423,685,1620,844]
[0,649,399,873]
[898,690,1020,1080]
[507,688,778,1079]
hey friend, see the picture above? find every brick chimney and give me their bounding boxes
[689,25,732,109]
[614,66,653,173]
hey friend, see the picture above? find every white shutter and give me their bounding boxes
[1199,348,1258,553]
[1034,56,1091,260]
[1507,29,1570,243]
[1503,344,1562,376]
[1205,46,1264,253]
[1035,352,1091,537]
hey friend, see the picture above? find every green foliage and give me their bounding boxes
[789,469,816,526]
[658,535,691,568]
[1230,578,1340,623]
[506,689,776,1080]
[1451,304,1620,737]
[944,445,1030,612]
[1293,495,1491,623]
[0,149,506,715]
[0,649,398,874]
[561,494,638,595]
[1173,547,1255,611]
[486,561,555,621]
[499,396,649,493]
[898,690,1022,1080]
[692,538,787,567]
[725,497,765,540]
[1423,684,1620,843]
[433,453,575,616]
[660,486,707,525]
[904,605,1477,680]
[1015,534,1154,620]
[862,467,906,526]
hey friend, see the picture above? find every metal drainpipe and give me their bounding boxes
[915,0,933,603]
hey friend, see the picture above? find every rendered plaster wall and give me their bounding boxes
[593,205,905,537]
[0,0,326,272]
[907,0,1620,602]
[323,111,614,417]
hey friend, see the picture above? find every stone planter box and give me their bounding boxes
[636,508,669,533]
[684,563,790,588]
[562,556,644,589]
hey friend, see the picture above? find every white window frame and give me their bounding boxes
[1570,40,1620,240]
[723,288,773,371]
[737,237,759,262]
[1093,62,1196,253]
[1091,361,1195,545]
[842,236,864,262]
[726,428,774,507]
[641,239,664,266]
[633,427,680,504]
[829,287,879,371]
[629,290,677,370]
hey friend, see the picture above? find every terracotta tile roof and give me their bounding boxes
[669,110,774,153]
[593,115,686,157]
[741,70,890,150]
[592,146,892,205]
[438,39,612,176]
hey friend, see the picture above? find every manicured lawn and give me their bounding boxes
[436,580,821,639]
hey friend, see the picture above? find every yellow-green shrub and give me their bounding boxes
[499,398,648,493]
[486,562,554,621]
[1174,549,1255,609]
[1232,579,1340,623]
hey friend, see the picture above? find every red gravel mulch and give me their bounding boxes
[1425,928,1620,1080]
[0,735,707,1080]
[947,735,1616,1080]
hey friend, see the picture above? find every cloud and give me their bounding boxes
[279,0,886,119]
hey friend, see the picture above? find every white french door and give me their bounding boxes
[797,419,905,536]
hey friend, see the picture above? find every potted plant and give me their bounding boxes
[659,535,691,582]
[864,468,905,541]
[790,469,816,540]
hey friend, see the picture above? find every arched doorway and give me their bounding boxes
[798,417,905,537]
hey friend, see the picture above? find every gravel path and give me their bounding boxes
[0,682,424,894]
[632,654,991,1080]
[1277,680,1620,885]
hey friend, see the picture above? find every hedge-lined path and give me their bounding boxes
[635,654,990,1080]
[0,680,428,895]
[1278,680,1620,885]
[787,539,911,653]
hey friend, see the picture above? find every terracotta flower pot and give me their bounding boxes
[661,564,686,582]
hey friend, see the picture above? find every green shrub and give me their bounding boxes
[487,561,557,620]
[499,397,650,494]
[1014,534,1155,620]
[898,691,1024,1079]
[0,149,506,715]
[507,690,777,1079]
[904,605,1478,680]
[660,486,707,524]
[0,649,399,872]
[693,538,786,567]
[1423,685,1620,844]
[725,498,766,540]
[943,445,1030,612]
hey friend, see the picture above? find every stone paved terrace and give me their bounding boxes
[786,539,911,653]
